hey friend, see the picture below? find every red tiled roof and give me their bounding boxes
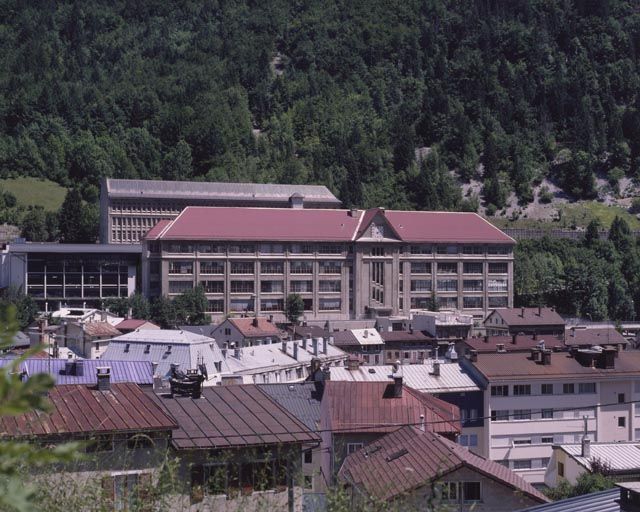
[228,317,283,338]
[384,210,515,243]
[379,330,432,343]
[323,381,460,436]
[115,319,159,331]
[471,350,640,380]
[151,384,319,449]
[339,426,547,503]
[488,307,565,327]
[83,321,122,338]
[0,383,177,437]
[462,335,563,353]
[565,327,627,346]
[144,219,173,240]
[152,207,514,243]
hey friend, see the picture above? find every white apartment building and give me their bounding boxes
[461,346,640,485]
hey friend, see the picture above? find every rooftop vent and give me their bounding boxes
[496,343,506,353]
[144,344,150,354]
[96,367,111,392]
[124,343,130,353]
[385,448,409,462]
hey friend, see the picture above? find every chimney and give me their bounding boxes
[521,307,525,317]
[74,359,84,377]
[282,340,287,353]
[496,343,506,353]
[419,414,425,432]
[65,357,75,376]
[363,330,368,338]
[581,416,591,457]
[483,335,489,343]
[293,342,298,360]
[253,317,259,327]
[323,337,328,355]
[152,362,159,374]
[432,360,440,376]
[538,305,542,316]
[234,347,241,359]
[329,335,335,345]
[268,314,274,323]
[221,348,227,359]
[512,334,517,345]
[409,324,413,334]
[347,357,359,371]
[313,337,319,356]
[393,374,403,397]
[349,208,358,217]
[541,350,552,365]
[469,350,478,362]
[96,367,111,391]
[153,375,163,392]
[533,332,538,341]
[303,335,309,350]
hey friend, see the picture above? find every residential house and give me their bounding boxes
[546,441,640,487]
[330,328,385,365]
[64,321,122,359]
[0,358,154,386]
[460,347,640,484]
[149,384,320,510]
[565,326,628,351]
[339,426,548,511]
[409,309,475,339]
[0,376,177,509]
[379,329,435,364]
[211,316,284,348]
[319,379,461,487]
[115,318,160,334]
[221,338,347,385]
[141,206,514,321]
[101,329,229,387]
[329,360,485,454]
[484,307,565,337]
[458,334,564,358]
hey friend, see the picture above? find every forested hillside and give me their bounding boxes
[2,0,640,221]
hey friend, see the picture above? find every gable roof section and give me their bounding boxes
[115,319,160,331]
[83,321,122,338]
[144,219,173,240]
[558,443,640,472]
[323,381,460,436]
[462,335,562,353]
[227,317,284,339]
[339,426,547,503]
[258,383,322,431]
[0,383,177,438]
[564,327,627,346]
[151,384,320,449]
[489,307,565,327]
[151,207,514,244]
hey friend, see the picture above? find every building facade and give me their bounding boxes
[142,206,515,321]
[100,178,341,244]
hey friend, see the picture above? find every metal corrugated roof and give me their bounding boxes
[258,383,322,431]
[329,363,480,393]
[0,358,154,385]
[517,488,620,512]
[559,443,640,471]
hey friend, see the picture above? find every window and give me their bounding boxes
[541,437,554,444]
[108,473,149,511]
[541,458,550,468]
[563,383,575,394]
[410,245,432,254]
[487,278,508,292]
[576,382,596,394]
[127,434,155,450]
[541,384,554,395]
[261,299,284,312]
[463,245,484,255]
[319,244,343,254]
[488,296,508,308]
[201,281,224,293]
[259,243,284,254]
[230,281,254,293]
[437,262,458,274]
[230,262,254,274]
[410,297,432,309]
[290,243,313,254]
[441,482,458,502]
[230,299,254,312]
[290,280,313,293]
[463,296,483,309]
[319,298,341,311]
[542,409,554,419]
[261,281,284,293]
[167,242,193,253]
[168,261,193,274]
[513,385,531,396]
[619,417,626,427]
[207,300,224,313]
[459,435,478,447]
[304,450,312,464]
[224,328,231,335]
[228,244,255,254]
[437,296,458,309]
[488,262,508,274]
[168,281,193,294]
[410,262,431,274]
[619,393,626,404]
[491,410,509,422]
[513,439,532,445]
[261,261,284,274]
[197,243,224,254]
[319,261,342,274]
[558,462,565,477]
[488,245,511,255]
[463,482,481,502]
[319,280,341,293]
[291,261,313,274]
[513,460,532,470]
[463,280,483,292]
[513,409,531,420]
[491,385,509,397]
[437,279,458,292]
[200,261,224,274]
[436,245,458,255]
[86,435,114,453]
[346,443,363,455]
[371,247,385,257]
[463,262,483,274]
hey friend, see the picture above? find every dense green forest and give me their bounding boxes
[2,0,640,228]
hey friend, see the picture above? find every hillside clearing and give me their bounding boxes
[0,177,67,212]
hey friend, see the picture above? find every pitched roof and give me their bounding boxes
[489,307,565,327]
[462,335,562,353]
[227,317,283,338]
[105,178,341,205]
[564,327,628,346]
[150,384,320,449]
[83,321,122,338]
[0,358,154,385]
[517,488,619,512]
[339,426,547,503]
[0,383,177,438]
[144,219,172,240]
[557,443,640,472]
[470,350,640,380]
[323,381,460,436]
[151,207,514,243]
[328,363,480,393]
[258,383,322,431]
[115,319,160,331]
[331,329,384,347]
[379,330,432,343]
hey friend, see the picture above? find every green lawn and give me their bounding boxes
[0,177,67,212]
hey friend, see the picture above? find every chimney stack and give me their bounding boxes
[469,350,478,362]
[512,334,517,345]
[432,360,440,376]
[293,342,298,360]
[538,305,542,316]
[323,337,328,354]
[96,367,111,391]
[419,414,425,432]
[347,357,359,371]
[234,347,241,359]
[393,374,403,397]
[409,324,413,334]
[253,317,259,327]
[313,337,319,356]
[221,348,227,359]
[303,335,309,350]
[521,307,525,317]
[282,340,287,353]
[483,335,489,343]
[581,417,591,457]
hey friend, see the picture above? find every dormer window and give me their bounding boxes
[124,344,130,353]
[144,344,150,354]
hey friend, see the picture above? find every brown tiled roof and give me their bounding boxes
[153,207,514,243]
[462,335,563,353]
[228,317,283,339]
[151,384,320,449]
[115,319,159,331]
[379,330,432,343]
[323,381,460,436]
[0,383,177,437]
[287,325,327,339]
[330,330,359,346]
[564,327,628,346]
[339,426,547,503]
[83,321,122,338]
[489,307,565,327]
[471,350,640,380]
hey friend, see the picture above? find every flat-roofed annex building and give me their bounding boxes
[141,206,514,321]
[100,178,342,244]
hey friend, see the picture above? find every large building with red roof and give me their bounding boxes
[142,206,514,321]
